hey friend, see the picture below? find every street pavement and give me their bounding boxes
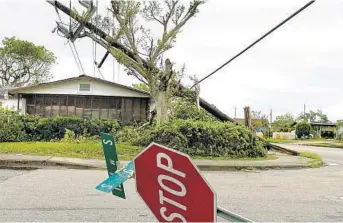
[1,155,343,222]
[274,143,343,165]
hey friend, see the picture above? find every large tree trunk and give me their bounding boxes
[153,90,169,125]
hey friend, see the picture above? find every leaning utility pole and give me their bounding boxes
[47,0,315,123]
[47,0,236,122]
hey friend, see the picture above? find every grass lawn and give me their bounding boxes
[0,141,141,160]
[299,151,323,168]
[0,141,276,161]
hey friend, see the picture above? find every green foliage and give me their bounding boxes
[169,100,216,122]
[251,110,269,136]
[295,121,312,138]
[0,141,143,160]
[116,126,141,145]
[300,152,323,168]
[0,108,121,142]
[132,83,150,92]
[0,108,26,142]
[297,110,329,123]
[117,119,266,158]
[61,128,76,142]
[272,113,295,132]
[337,121,343,141]
[0,37,56,87]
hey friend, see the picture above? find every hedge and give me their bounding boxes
[0,112,120,142]
[118,119,267,158]
[0,106,267,158]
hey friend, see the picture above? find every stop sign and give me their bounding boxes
[134,142,216,222]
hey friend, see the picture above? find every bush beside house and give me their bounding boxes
[295,121,312,138]
[0,104,267,158]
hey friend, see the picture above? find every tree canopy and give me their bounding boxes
[251,110,269,130]
[86,0,204,124]
[0,37,56,87]
[272,112,295,132]
[297,110,329,123]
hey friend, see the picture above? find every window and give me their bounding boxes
[79,83,91,92]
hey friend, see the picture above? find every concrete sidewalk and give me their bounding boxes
[0,151,317,171]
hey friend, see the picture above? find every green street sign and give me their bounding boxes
[100,132,126,199]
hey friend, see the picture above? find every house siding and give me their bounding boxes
[8,76,150,122]
[16,79,150,98]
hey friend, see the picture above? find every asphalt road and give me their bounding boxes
[1,163,343,222]
[275,143,343,165]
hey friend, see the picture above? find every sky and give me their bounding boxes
[0,0,342,122]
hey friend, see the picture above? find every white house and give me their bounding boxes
[0,88,21,111]
[5,75,151,122]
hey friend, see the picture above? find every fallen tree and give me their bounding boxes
[47,0,236,123]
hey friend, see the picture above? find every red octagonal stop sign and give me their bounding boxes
[133,142,216,222]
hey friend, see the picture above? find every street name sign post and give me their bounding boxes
[96,136,252,222]
[96,160,134,193]
[100,132,126,199]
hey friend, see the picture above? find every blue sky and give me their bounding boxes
[1,0,342,122]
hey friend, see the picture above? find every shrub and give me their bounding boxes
[0,110,122,142]
[295,121,312,138]
[119,119,266,158]
[337,121,343,141]
[0,108,26,142]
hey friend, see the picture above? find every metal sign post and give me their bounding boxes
[100,132,126,199]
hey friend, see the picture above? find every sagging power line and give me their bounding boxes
[191,0,315,89]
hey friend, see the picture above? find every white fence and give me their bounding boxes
[272,131,296,140]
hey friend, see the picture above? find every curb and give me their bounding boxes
[0,158,316,171]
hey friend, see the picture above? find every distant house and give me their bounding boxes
[233,118,269,132]
[0,87,18,110]
[6,75,151,122]
[291,121,337,138]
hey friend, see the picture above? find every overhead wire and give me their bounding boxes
[191,0,316,89]
[54,1,84,75]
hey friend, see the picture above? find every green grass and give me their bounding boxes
[0,141,273,161]
[299,151,323,168]
[0,141,142,160]
[191,154,277,161]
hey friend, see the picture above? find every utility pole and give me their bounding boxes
[47,0,237,122]
[234,106,237,118]
[270,109,272,127]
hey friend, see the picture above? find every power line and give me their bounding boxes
[54,2,85,75]
[192,0,315,89]
[71,42,85,74]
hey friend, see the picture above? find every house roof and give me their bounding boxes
[0,88,7,96]
[9,74,150,96]
[291,121,337,127]
[0,87,12,96]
